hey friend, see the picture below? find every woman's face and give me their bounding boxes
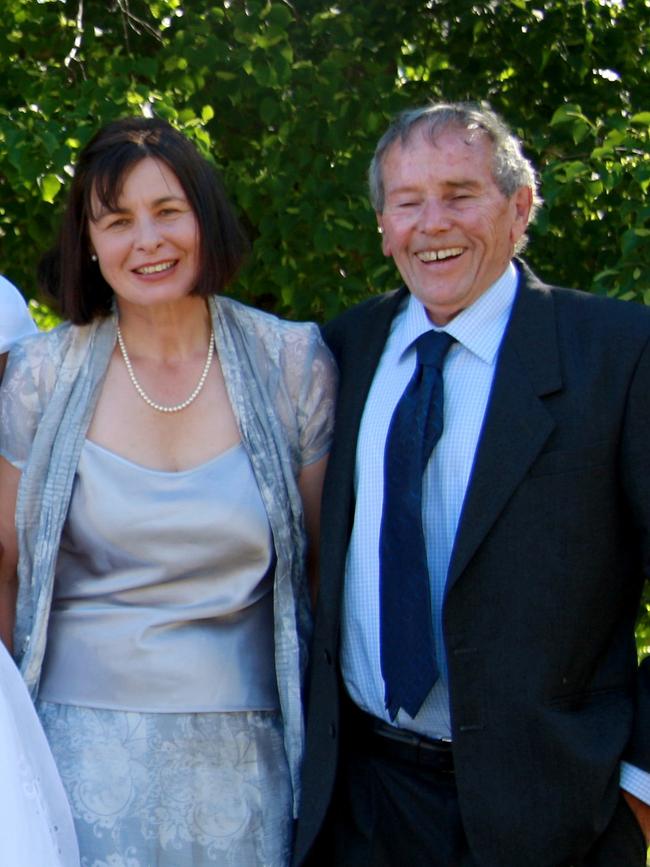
[87,157,200,310]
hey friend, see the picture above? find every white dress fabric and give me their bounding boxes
[0,274,37,353]
[0,641,80,866]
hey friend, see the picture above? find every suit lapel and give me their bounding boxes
[325,289,406,505]
[332,290,406,474]
[319,288,407,625]
[447,268,563,588]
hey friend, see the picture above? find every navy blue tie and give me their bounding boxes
[380,330,455,720]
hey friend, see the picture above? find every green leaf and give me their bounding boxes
[550,104,586,126]
[263,4,293,29]
[40,173,61,203]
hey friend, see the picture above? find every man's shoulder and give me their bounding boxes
[519,262,650,339]
[322,287,406,349]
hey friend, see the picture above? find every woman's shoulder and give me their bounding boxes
[4,323,77,408]
[11,321,74,368]
[217,295,318,334]
[215,296,324,359]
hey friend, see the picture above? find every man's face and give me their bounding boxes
[377,126,532,325]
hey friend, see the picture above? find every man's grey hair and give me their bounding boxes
[368,101,542,224]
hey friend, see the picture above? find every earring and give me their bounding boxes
[91,253,97,262]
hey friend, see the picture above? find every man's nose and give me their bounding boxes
[418,198,451,233]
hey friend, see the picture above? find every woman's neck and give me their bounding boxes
[115,295,212,361]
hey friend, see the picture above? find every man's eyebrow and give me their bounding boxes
[443,178,482,190]
[385,178,482,199]
[386,183,421,196]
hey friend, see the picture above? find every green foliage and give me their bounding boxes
[3,0,646,316]
[28,298,60,333]
[0,0,649,645]
[637,582,650,660]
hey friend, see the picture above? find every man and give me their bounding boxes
[295,102,650,866]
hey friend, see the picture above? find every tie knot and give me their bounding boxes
[414,330,455,369]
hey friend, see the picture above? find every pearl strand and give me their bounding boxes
[116,324,215,414]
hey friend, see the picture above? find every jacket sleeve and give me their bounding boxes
[620,335,650,772]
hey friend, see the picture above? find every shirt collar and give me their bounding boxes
[398,261,519,365]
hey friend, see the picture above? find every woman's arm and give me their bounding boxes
[298,454,328,608]
[0,457,21,652]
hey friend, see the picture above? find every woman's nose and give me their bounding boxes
[134,216,163,250]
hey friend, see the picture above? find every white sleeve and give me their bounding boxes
[0,642,80,866]
[620,760,650,806]
[0,275,37,352]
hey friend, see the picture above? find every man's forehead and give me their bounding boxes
[381,126,494,186]
[394,122,492,159]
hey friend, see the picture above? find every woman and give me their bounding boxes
[0,274,37,380]
[0,116,336,866]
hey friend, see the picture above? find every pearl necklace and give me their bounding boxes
[116,324,215,413]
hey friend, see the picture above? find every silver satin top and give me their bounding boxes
[38,439,278,712]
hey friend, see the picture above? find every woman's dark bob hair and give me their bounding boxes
[38,116,249,324]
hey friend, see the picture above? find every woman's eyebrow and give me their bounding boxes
[93,194,187,218]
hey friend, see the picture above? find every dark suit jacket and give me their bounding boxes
[294,263,650,866]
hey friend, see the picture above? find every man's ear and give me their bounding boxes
[377,213,391,257]
[510,186,533,248]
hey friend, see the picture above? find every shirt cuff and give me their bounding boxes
[620,761,650,806]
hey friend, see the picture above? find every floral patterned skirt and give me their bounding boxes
[37,702,292,867]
